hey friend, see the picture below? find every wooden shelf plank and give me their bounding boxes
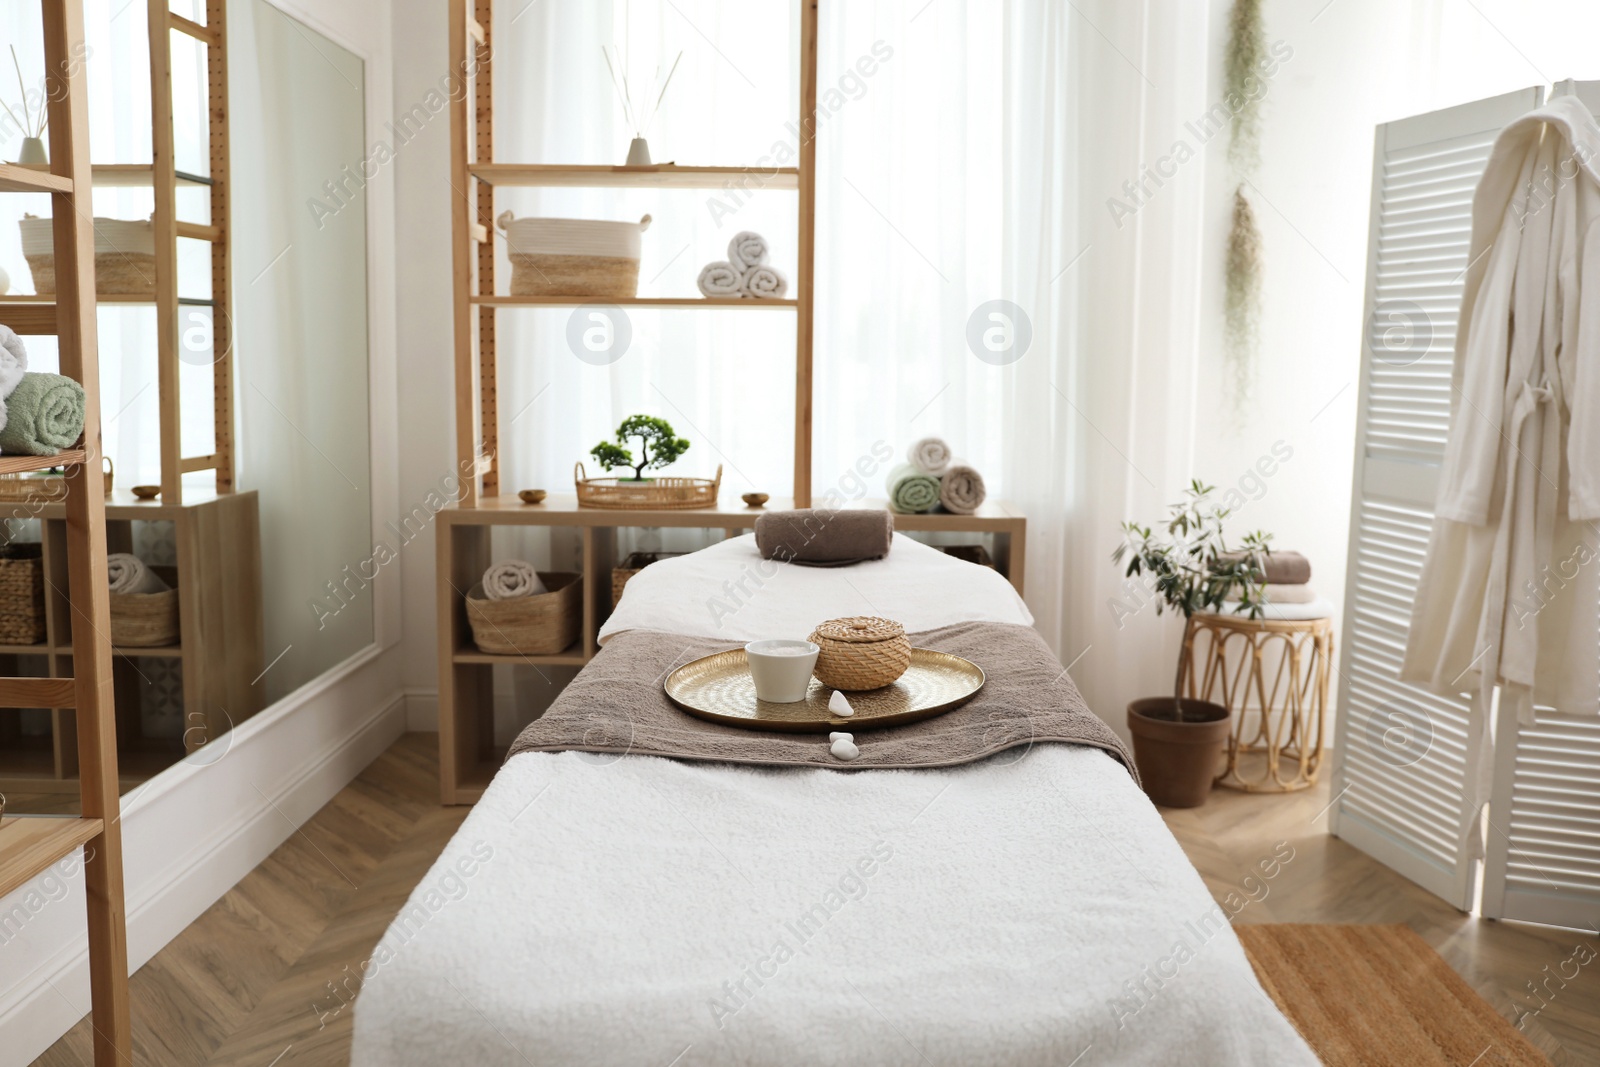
[0,450,88,475]
[452,642,589,666]
[469,295,797,309]
[0,815,101,898]
[440,494,1027,531]
[470,163,799,190]
[0,676,76,708]
[0,164,73,195]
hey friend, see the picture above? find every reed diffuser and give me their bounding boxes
[601,36,682,167]
[6,46,48,165]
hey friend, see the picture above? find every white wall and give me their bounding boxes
[1187,0,1600,674]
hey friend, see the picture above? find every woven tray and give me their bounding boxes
[575,462,721,510]
[664,647,985,733]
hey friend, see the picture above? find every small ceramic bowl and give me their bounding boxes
[131,485,161,500]
[742,492,769,508]
[519,489,547,505]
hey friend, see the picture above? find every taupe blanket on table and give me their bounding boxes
[506,620,1137,783]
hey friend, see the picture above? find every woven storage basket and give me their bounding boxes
[498,212,650,298]
[808,616,912,691]
[611,551,687,607]
[20,215,157,296]
[465,572,581,655]
[0,543,46,645]
[110,565,179,647]
[575,462,721,510]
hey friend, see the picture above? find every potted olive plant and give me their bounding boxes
[1113,480,1271,808]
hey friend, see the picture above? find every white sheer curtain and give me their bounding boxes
[494,0,1211,726]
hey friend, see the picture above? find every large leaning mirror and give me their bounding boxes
[0,0,373,814]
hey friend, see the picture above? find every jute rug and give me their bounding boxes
[1238,924,1550,1066]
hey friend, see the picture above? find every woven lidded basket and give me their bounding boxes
[498,212,650,299]
[20,215,157,296]
[110,565,179,647]
[465,572,581,655]
[0,543,45,645]
[808,616,912,691]
[611,551,687,608]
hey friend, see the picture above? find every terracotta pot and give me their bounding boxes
[1126,697,1231,809]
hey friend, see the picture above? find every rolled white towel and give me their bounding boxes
[481,560,547,600]
[0,324,27,400]
[741,264,788,299]
[727,231,770,272]
[939,463,987,515]
[697,261,744,298]
[107,553,169,595]
[906,437,952,475]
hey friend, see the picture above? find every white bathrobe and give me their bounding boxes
[1404,95,1600,740]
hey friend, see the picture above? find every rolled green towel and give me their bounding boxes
[886,462,940,514]
[0,372,86,456]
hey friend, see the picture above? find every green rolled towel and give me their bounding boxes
[886,462,940,514]
[0,372,86,455]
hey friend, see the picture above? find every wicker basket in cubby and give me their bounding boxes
[465,572,582,655]
[110,566,180,647]
[0,543,46,645]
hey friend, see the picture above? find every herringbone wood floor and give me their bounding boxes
[32,734,1600,1065]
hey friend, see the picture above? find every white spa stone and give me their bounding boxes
[830,737,860,761]
[828,691,855,716]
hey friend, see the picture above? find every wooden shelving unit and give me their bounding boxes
[437,0,1026,804]
[0,1,262,803]
[0,1,132,1060]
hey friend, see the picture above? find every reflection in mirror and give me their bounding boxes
[0,1,372,814]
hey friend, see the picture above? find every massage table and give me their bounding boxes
[351,534,1317,1066]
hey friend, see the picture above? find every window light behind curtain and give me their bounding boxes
[491,0,1203,737]
[0,1,214,489]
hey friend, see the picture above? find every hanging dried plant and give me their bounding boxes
[1225,185,1263,406]
[1225,0,1266,173]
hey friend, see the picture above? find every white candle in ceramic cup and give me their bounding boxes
[745,639,820,703]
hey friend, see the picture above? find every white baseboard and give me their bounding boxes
[1,644,407,1064]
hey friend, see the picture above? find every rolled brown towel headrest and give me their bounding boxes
[754,508,894,567]
[1220,549,1312,586]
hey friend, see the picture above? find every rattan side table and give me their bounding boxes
[1180,611,1333,793]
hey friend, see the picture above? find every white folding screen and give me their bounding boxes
[1471,81,1600,932]
[1332,87,1545,912]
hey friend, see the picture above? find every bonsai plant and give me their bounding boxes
[1112,480,1271,807]
[589,414,690,482]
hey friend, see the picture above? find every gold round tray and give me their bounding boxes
[664,647,985,733]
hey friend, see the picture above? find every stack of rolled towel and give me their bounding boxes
[885,436,989,515]
[0,325,88,456]
[696,231,789,299]
[481,559,547,599]
[1222,550,1316,604]
[107,553,169,594]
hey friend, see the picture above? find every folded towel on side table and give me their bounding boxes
[107,553,169,595]
[886,463,940,514]
[939,463,987,515]
[754,508,894,566]
[0,372,85,455]
[1220,549,1312,586]
[696,261,744,298]
[906,436,952,475]
[482,560,546,600]
[1226,582,1318,605]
